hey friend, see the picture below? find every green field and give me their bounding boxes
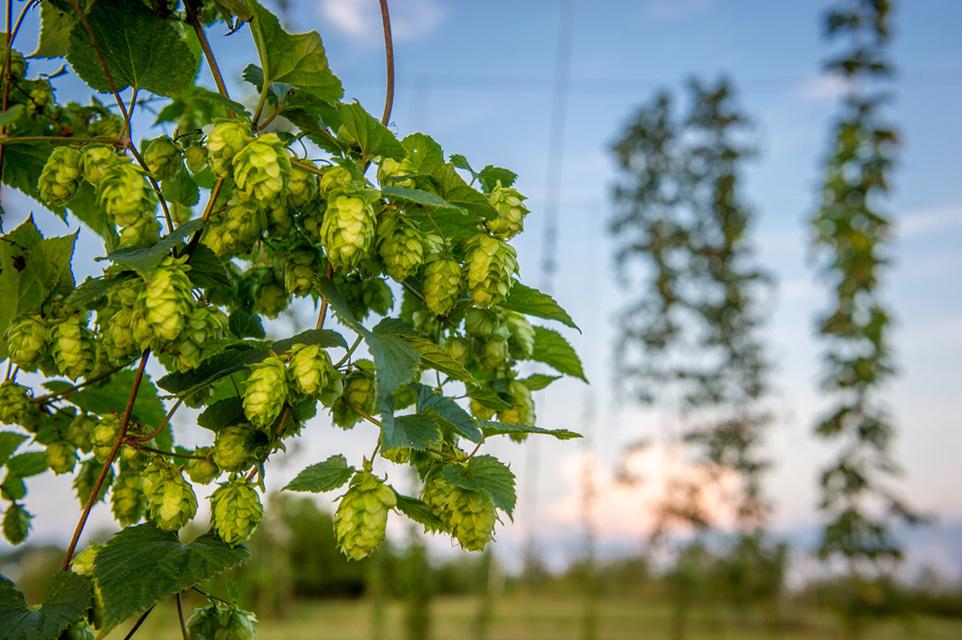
[129,595,962,640]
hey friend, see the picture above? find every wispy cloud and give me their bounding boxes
[317,0,446,43]
[795,73,852,101]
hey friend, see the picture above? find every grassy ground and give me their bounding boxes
[130,594,962,640]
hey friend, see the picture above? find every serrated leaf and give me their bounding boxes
[414,384,482,443]
[401,133,444,174]
[93,524,249,631]
[0,433,27,465]
[449,154,475,175]
[100,219,203,275]
[480,421,582,440]
[161,167,199,207]
[337,102,406,160]
[521,374,561,391]
[158,346,265,397]
[502,282,579,331]
[228,310,265,339]
[393,492,446,532]
[66,182,118,251]
[284,455,354,493]
[186,245,231,290]
[401,335,480,386]
[65,273,135,312]
[478,165,518,192]
[272,329,348,353]
[0,141,51,205]
[5,452,47,477]
[67,0,198,96]
[440,455,516,516]
[432,163,498,220]
[1,476,25,501]
[32,3,76,59]
[368,320,421,403]
[0,105,24,126]
[529,326,587,382]
[0,571,93,640]
[382,414,442,451]
[197,397,245,432]
[381,186,461,212]
[45,369,166,430]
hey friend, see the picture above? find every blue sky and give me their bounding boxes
[2,0,961,574]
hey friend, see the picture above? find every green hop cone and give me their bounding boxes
[233,133,291,203]
[117,214,161,249]
[186,448,219,484]
[81,144,120,184]
[288,343,335,397]
[266,199,293,237]
[26,80,52,117]
[4,315,49,370]
[287,161,319,209]
[478,333,510,371]
[184,143,208,173]
[377,156,416,188]
[210,480,263,546]
[74,460,114,508]
[377,214,424,282]
[320,193,377,272]
[445,337,470,365]
[147,472,198,532]
[465,308,499,337]
[243,356,288,429]
[284,247,319,296]
[422,256,462,316]
[2,504,31,545]
[143,135,181,180]
[171,306,229,371]
[498,379,535,427]
[251,267,289,318]
[90,414,120,462]
[186,602,257,640]
[342,277,393,320]
[318,165,353,195]
[52,316,95,380]
[332,360,376,429]
[38,146,83,207]
[469,398,496,421]
[111,471,146,526]
[102,307,139,363]
[334,471,397,560]
[465,235,518,308]
[66,413,96,453]
[206,119,253,177]
[421,476,457,530]
[449,487,497,551]
[485,181,528,239]
[504,311,535,359]
[90,113,123,137]
[206,193,267,257]
[97,161,153,227]
[141,256,193,343]
[213,426,255,472]
[45,440,76,475]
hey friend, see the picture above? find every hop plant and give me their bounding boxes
[2,504,31,545]
[284,247,319,296]
[377,156,416,188]
[186,601,257,640]
[251,267,289,318]
[378,214,424,282]
[287,161,319,209]
[213,426,256,472]
[448,487,497,551]
[81,144,119,184]
[117,214,160,249]
[0,47,25,80]
[210,480,263,546]
[318,165,353,194]
[485,181,528,239]
[140,256,193,343]
[90,414,120,462]
[288,343,336,397]
[421,476,456,528]
[465,235,518,308]
[243,356,288,430]
[171,306,229,371]
[334,471,397,560]
[320,192,377,272]
[498,379,535,427]
[184,143,208,173]
[422,256,462,316]
[52,315,95,380]
[45,440,76,475]
[206,119,253,177]
[504,311,535,359]
[38,146,83,207]
[233,133,292,203]
[101,307,139,362]
[111,471,146,526]
[4,315,49,370]
[186,448,219,485]
[332,361,376,429]
[65,413,96,453]
[143,135,181,180]
[146,472,198,532]
[465,308,499,337]
[478,333,510,371]
[97,162,153,227]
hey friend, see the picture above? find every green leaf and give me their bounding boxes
[0,141,51,204]
[32,3,76,59]
[197,397,245,432]
[382,414,442,451]
[401,133,445,174]
[161,167,199,207]
[414,384,482,443]
[393,492,445,532]
[337,102,406,160]
[440,455,516,517]
[67,0,198,96]
[480,421,582,440]
[272,329,348,353]
[93,524,249,631]
[248,0,343,103]
[478,165,518,191]
[529,327,587,382]
[401,335,480,386]
[432,163,498,221]
[186,245,230,290]
[502,282,579,331]
[368,320,421,403]
[67,182,118,252]
[100,219,203,276]
[228,310,265,339]
[0,433,27,465]
[5,452,47,477]
[381,186,462,212]
[0,571,93,640]
[521,374,561,391]
[284,455,355,493]
[449,154,475,175]
[158,346,265,397]
[45,369,167,428]
[65,273,135,312]
[0,105,24,126]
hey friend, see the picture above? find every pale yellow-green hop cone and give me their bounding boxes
[465,234,518,308]
[206,119,253,178]
[2,504,31,545]
[449,487,497,551]
[143,135,181,180]
[498,379,536,428]
[65,413,96,453]
[140,256,193,342]
[130,295,156,351]
[320,193,377,272]
[422,255,462,316]
[287,343,335,397]
[52,316,95,380]
[445,336,470,366]
[0,383,31,425]
[223,192,267,250]
[485,181,529,239]
[478,333,510,371]
[90,413,120,462]
[421,476,457,531]
[242,356,288,429]
[111,471,146,526]
[38,146,83,207]
[286,159,319,209]
[147,473,197,532]
[97,161,153,227]
[210,480,263,546]
[284,247,319,296]
[45,440,76,475]
[27,80,52,118]
[377,214,425,282]
[4,315,49,370]
[184,143,208,173]
[117,214,161,249]
[266,199,293,238]
[102,306,139,362]
[377,156,416,188]
[469,398,496,421]
[318,165,353,195]
[81,144,120,185]
[332,360,376,429]
[233,132,292,203]
[213,426,255,472]
[465,308,499,337]
[504,310,535,359]
[69,542,106,627]
[172,306,228,371]
[334,471,397,560]
[187,602,257,640]
[186,448,219,485]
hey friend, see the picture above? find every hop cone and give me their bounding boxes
[287,161,319,209]
[243,356,288,429]
[449,487,497,551]
[478,333,509,371]
[377,156,416,188]
[210,480,263,546]
[233,133,291,203]
[52,316,95,380]
[140,256,193,342]
[266,198,293,237]
[378,214,424,282]
[97,162,153,227]
[143,135,181,180]
[421,476,457,530]
[2,504,31,545]
[504,311,535,359]
[213,426,255,472]
[147,473,197,532]
[171,306,228,371]
[465,308,499,337]
[288,343,335,397]
[27,80,52,117]
[117,214,161,249]
[251,267,289,318]
[206,119,253,177]
[445,337,470,365]
[90,414,120,462]
[102,307,139,363]
[4,315,49,370]
[65,413,96,453]
[485,182,528,239]
[81,144,119,185]
[111,471,146,526]
[284,247,319,296]
[334,471,396,560]
[186,448,219,484]
[320,193,377,272]
[38,146,83,207]
[332,361,376,429]
[186,602,257,640]
[498,380,535,427]
[318,165,353,194]
[422,256,462,316]
[184,144,208,173]
[45,440,76,475]
[465,235,518,308]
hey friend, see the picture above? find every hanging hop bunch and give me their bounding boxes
[465,235,519,307]
[97,161,153,227]
[206,119,253,177]
[145,468,198,532]
[288,343,340,403]
[139,256,194,346]
[143,135,181,180]
[52,315,96,380]
[38,146,83,207]
[233,133,292,203]
[320,189,378,272]
[210,480,263,546]
[81,145,119,185]
[186,601,257,640]
[448,487,498,551]
[485,181,529,239]
[4,316,49,371]
[3,504,31,545]
[377,156,416,188]
[377,213,425,282]
[213,426,257,473]
[332,360,376,429]
[422,255,463,316]
[45,440,76,475]
[243,356,288,429]
[111,471,146,526]
[0,382,31,425]
[170,306,228,371]
[334,471,397,561]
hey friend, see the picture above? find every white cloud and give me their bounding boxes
[795,73,852,101]
[318,0,446,43]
